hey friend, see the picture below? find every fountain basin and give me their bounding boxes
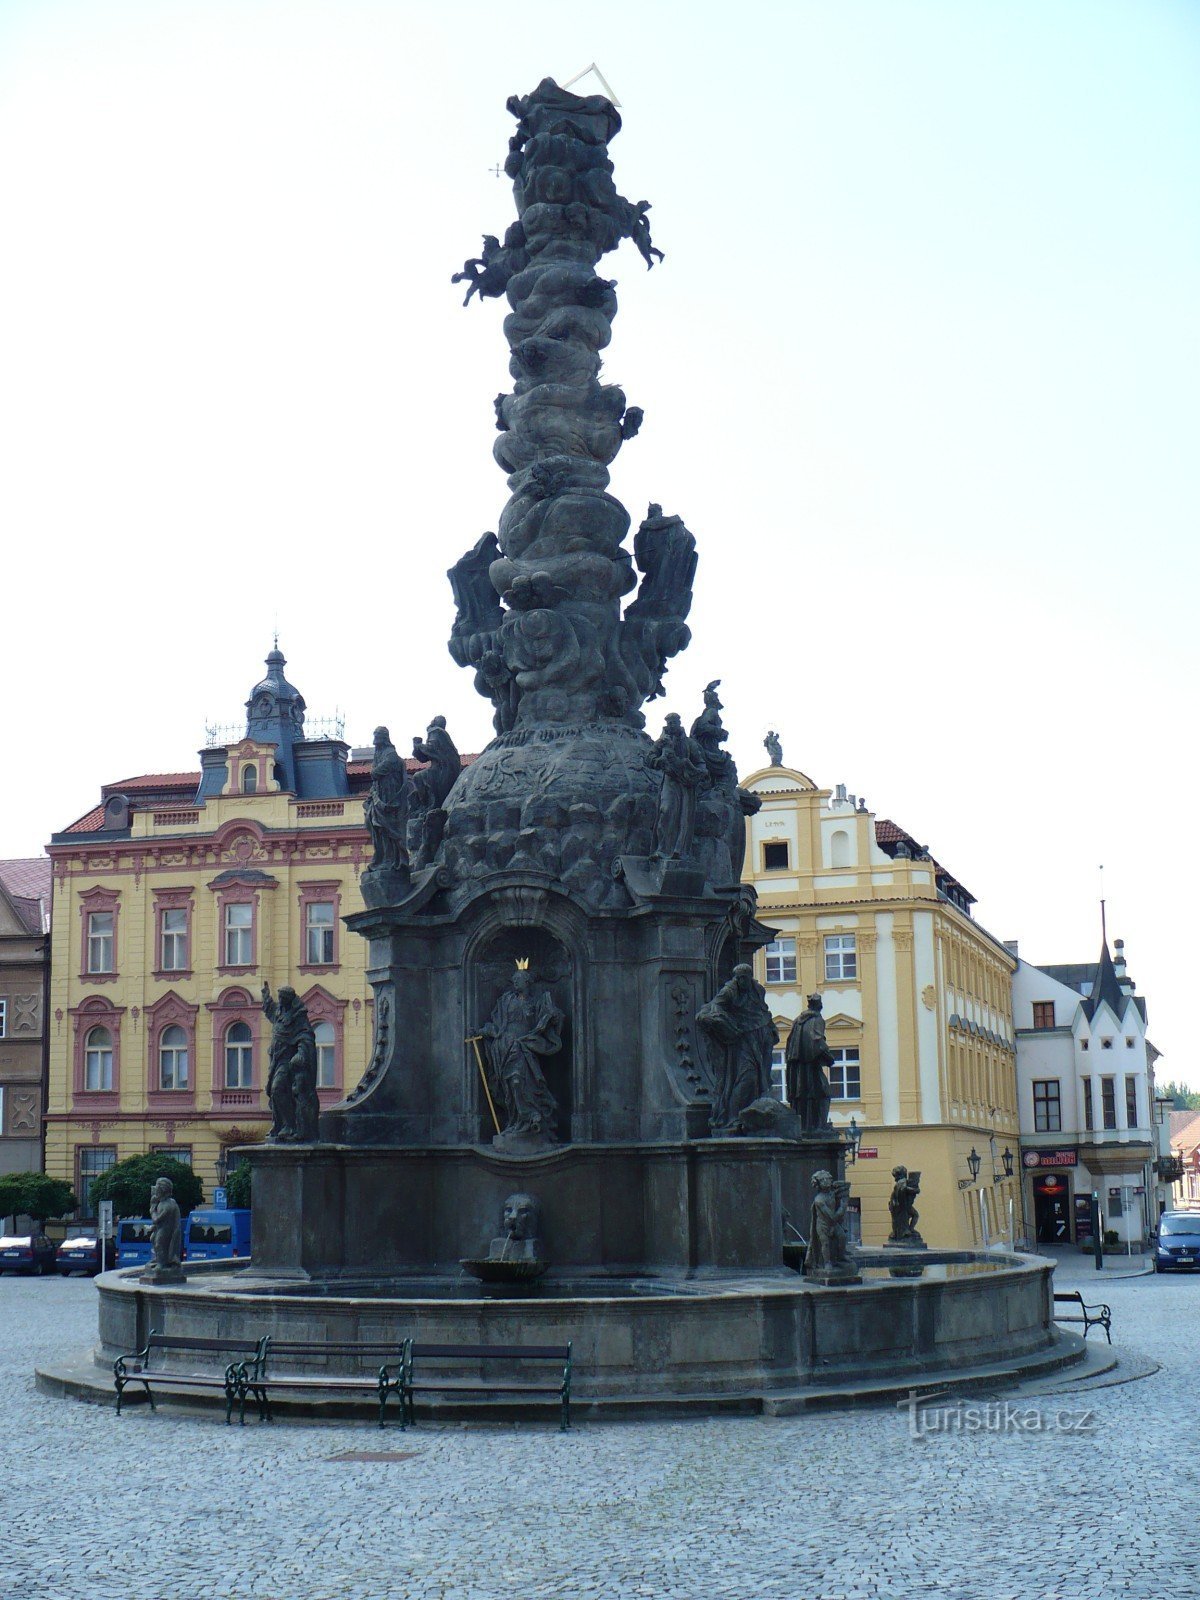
[84,1249,1077,1415]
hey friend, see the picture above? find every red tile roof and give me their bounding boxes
[104,772,201,792]
[874,818,974,906]
[0,857,52,934]
[63,806,106,834]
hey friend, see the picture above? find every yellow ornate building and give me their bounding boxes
[44,650,376,1209]
[742,763,1020,1249]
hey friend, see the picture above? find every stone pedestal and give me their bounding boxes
[248,1135,844,1280]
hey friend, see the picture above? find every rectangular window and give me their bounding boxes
[1125,1076,1139,1127]
[824,934,857,983]
[1081,1039,1090,1052]
[764,938,796,985]
[87,911,114,973]
[305,901,336,966]
[76,1145,116,1218]
[0,998,6,1039]
[224,902,253,966]
[1082,1079,1093,1131]
[1101,1077,1117,1130]
[769,1044,786,1100]
[149,1144,192,1167]
[762,841,790,871]
[829,1047,861,1100]
[1031,1001,1055,1030]
[1033,1079,1061,1133]
[160,907,188,971]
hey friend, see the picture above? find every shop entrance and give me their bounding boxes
[1033,1174,1072,1243]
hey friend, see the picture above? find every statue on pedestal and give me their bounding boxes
[785,994,834,1133]
[647,712,706,860]
[480,962,564,1152]
[697,964,777,1133]
[363,726,410,873]
[764,730,783,767]
[263,983,320,1143]
[887,1165,925,1247]
[804,1171,859,1282]
[409,716,461,866]
[140,1177,184,1283]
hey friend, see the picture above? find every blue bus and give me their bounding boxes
[115,1219,154,1269]
[184,1209,251,1261]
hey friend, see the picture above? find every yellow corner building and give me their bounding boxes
[743,761,1020,1249]
[44,649,376,1209]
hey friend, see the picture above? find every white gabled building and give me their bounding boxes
[1013,935,1163,1248]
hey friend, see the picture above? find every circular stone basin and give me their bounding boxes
[92,1250,1077,1413]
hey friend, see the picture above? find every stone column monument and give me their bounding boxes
[248,78,847,1280]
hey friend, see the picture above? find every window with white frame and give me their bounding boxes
[224,902,253,966]
[315,1020,336,1089]
[823,934,857,983]
[305,901,336,966]
[764,938,796,985]
[158,1024,189,1091]
[84,1026,114,1091]
[160,907,188,971]
[770,1044,786,1099]
[224,1021,254,1089]
[828,1047,861,1100]
[87,910,114,973]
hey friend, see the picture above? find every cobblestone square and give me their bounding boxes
[4,1261,1198,1600]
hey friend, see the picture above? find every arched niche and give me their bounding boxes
[469,924,574,1145]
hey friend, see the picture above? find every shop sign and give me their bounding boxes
[857,1147,879,1159]
[1022,1148,1078,1169]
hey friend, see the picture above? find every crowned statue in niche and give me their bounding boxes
[478,960,565,1153]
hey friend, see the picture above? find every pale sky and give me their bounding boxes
[1,1,1196,1080]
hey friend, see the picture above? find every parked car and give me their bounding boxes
[1153,1211,1200,1272]
[0,1233,58,1275]
[115,1218,155,1270]
[55,1226,116,1276]
[184,1208,250,1261]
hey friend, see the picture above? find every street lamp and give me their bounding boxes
[1001,1147,1014,1178]
[845,1116,863,1165]
[967,1147,982,1183]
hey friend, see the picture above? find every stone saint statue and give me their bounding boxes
[647,712,707,860]
[409,715,461,865]
[363,726,410,872]
[785,994,834,1133]
[804,1170,855,1280]
[262,983,320,1143]
[697,964,777,1133]
[887,1165,925,1247]
[141,1176,183,1282]
[764,730,783,766]
[481,963,565,1151]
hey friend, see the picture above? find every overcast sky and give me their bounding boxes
[1,1,1196,1081]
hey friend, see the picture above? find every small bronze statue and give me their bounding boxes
[697,964,777,1133]
[887,1165,926,1248]
[764,730,783,767]
[363,726,410,873]
[262,983,320,1143]
[785,994,834,1134]
[140,1176,184,1283]
[480,961,564,1152]
[804,1170,860,1283]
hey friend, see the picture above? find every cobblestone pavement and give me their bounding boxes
[4,1269,1199,1600]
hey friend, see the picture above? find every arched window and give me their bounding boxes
[84,1026,114,1092]
[224,1021,254,1089]
[241,765,258,794]
[314,1020,336,1089]
[159,1024,189,1091]
[830,829,851,868]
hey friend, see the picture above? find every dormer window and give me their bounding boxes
[242,765,258,794]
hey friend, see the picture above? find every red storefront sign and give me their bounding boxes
[857,1147,879,1159]
[1021,1148,1078,1169]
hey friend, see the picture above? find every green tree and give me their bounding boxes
[1159,1080,1200,1112]
[224,1162,252,1210]
[0,1172,77,1225]
[89,1155,203,1220]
